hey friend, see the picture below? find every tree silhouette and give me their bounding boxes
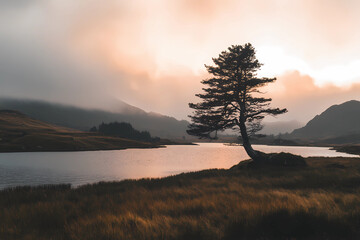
[187,43,287,162]
[93,122,160,143]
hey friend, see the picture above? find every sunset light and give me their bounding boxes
[3,0,359,121]
[2,1,360,239]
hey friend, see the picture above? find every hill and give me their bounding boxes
[0,110,157,152]
[0,98,190,139]
[259,120,303,135]
[289,100,360,143]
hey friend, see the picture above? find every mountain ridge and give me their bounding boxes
[0,98,190,139]
[289,100,360,142]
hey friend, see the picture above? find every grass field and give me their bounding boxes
[1,156,360,239]
[0,110,158,152]
[333,145,360,156]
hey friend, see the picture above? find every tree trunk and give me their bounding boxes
[238,114,262,162]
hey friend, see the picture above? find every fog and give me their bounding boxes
[1,0,360,122]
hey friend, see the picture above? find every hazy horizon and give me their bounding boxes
[1,0,360,123]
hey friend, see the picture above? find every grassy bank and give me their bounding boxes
[333,145,360,156]
[1,157,360,239]
[0,110,159,152]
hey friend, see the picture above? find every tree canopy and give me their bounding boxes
[92,122,160,143]
[187,43,287,161]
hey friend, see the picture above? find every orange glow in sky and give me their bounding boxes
[1,0,360,122]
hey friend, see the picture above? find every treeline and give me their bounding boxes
[90,122,161,143]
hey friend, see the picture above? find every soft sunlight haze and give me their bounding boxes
[1,0,360,123]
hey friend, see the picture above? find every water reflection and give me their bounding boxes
[0,143,356,189]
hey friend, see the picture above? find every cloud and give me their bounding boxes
[1,0,360,121]
[0,29,118,110]
[264,71,360,123]
[0,0,208,119]
[0,0,36,9]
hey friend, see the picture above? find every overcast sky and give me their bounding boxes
[1,0,360,123]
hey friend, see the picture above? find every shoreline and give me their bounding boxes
[0,142,198,153]
[1,155,359,190]
[2,156,360,239]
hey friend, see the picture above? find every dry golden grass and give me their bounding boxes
[1,157,360,239]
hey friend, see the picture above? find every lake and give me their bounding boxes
[0,143,357,189]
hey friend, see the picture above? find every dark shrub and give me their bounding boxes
[224,209,353,240]
[231,152,306,169]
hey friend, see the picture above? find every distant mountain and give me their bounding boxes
[0,110,156,152]
[289,100,360,143]
[259,120,303,135]
[0,98,189,139]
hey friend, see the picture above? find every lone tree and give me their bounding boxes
[187,43,287,162]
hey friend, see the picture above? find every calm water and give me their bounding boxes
[0,143,357,189]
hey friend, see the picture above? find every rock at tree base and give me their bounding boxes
[231,152,307,169]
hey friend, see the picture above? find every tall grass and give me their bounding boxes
[1,157,360,239]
